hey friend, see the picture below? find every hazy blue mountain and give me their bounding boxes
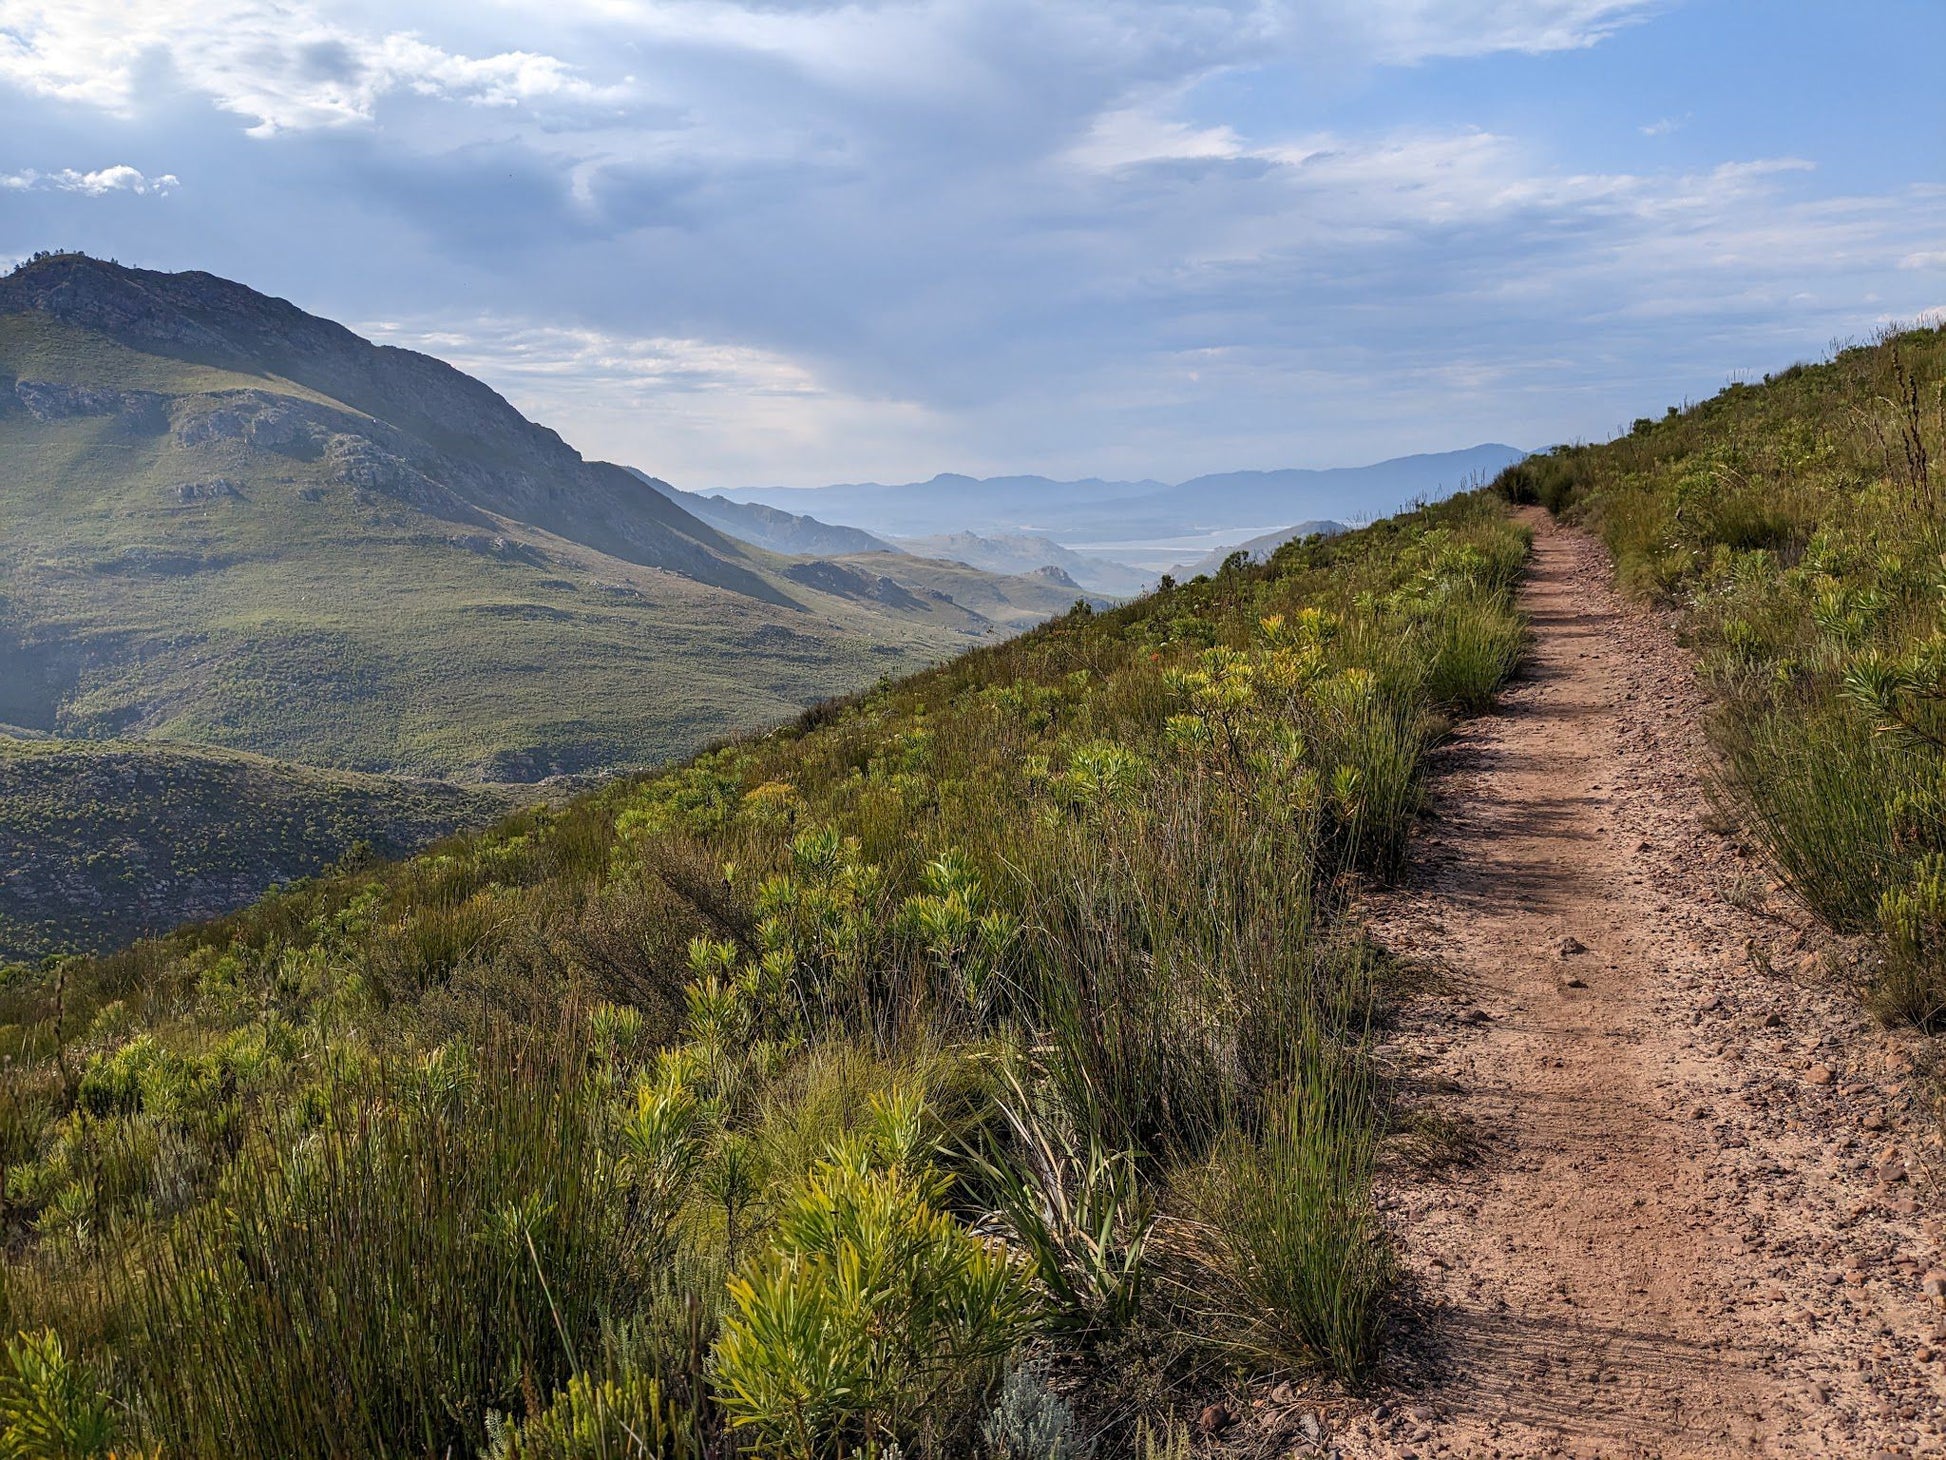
[714,472,1171,538]
[637,471,1146,598]
[1150,451,1521,530]
[712,446,1524,545]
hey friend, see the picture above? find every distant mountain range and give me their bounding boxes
[632,471,901,558]
[639,473,1151,596]
[711,446,1525,548]
[887,531,1152,597]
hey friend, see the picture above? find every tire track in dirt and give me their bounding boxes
[1326,513,1946,1459]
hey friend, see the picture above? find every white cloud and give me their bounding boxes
[1900,251,1946,271]
[361,315,830,398]
[1640,114,1686,136]
[357,315,950,486]
[0,0,1667,140]
[0,0,613,134]
[559,0,1660,72]
[1262,0,1662,65]
[0,164,178,194]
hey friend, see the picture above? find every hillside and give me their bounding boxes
[1172,519,1343,579]
[0,255,1081,782]
[0,490,1529,1458]
[712,445,1524,544]
[8,306,1942,1455]
[0,734,509,965]
[629,469,903,558]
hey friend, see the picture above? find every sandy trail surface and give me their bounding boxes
[1313,513,1946,1459]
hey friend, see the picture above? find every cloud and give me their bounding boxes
[1900,251,1946,271]
[1262,0,1662,65]
[360,314,833,399]
[0,0,615,134]
[0,0,1666,141]
[1640,114,1686,136]
[357,314,948,486]
[0,164,178,194]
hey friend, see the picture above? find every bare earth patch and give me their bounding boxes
[1304,514,1946,1458]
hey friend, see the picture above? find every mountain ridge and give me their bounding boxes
[0,255,789,601]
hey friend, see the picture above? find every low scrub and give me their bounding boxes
[0,492,1530,1453]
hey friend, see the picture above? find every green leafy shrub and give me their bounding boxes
[485,1363,697,1460]
[712,1104,1034,1458]
[1876,853,1946,1026]
[1490,452,1588,514]
[0,1329,117,1460]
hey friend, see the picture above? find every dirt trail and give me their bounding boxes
[1330,513,1946,1459]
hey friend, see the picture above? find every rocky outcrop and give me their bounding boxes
[173,390,324,455]
[15,379,168,430]
[165,479,245,503]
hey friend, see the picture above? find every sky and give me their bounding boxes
[0,1,1941,489]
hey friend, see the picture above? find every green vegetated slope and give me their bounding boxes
[0,256,1083,785]
[0,493,1527,1458]
[1498,322,1946,1026]
[0,734,510,964]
